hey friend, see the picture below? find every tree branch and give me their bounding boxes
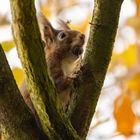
[68,0,124,138]
[0,45,47,140]
[10,0,81,139]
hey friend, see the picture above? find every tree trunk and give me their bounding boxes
[68,0,124,138]
[0,45,46,140]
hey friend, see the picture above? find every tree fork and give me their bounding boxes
[9,0,81,139]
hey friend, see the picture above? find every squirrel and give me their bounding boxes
[41,14,85,109]
[20,14,85,112]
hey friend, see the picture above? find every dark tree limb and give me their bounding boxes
[9,0,81,139]
[0,45,47,140]
[68,0,124,138]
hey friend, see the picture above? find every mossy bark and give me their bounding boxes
[8,0,124,139]
[68,0,124,138]
[9,0,81,139]
[0,45,46,140]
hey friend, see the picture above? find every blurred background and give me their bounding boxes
[0,0,140,139]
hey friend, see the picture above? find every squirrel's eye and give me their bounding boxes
[58,32,67,40]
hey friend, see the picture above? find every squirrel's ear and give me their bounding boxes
[58,19,71,30]
[38,13,55,42]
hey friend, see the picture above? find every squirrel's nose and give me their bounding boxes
[78,33,85,40]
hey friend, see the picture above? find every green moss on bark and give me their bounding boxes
[10,0,81,139]
[0,45,46,140]
[69,0,124,138]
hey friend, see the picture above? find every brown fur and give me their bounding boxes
[20,14,85,111]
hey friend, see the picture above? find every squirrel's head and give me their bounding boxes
[39,14,85,59]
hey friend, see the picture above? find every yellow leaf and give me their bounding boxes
[135,0,140,16]
[112,44,138,68]
[126,16,140,33]
[128,71,140,93]
[12,67,24,87]
[1,41,15,52]
[114,94,136,136]
[41,1,52,19]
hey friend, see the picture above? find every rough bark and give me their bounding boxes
[68,0,124,138]
[0,45,46,140]
[10,0,80,139]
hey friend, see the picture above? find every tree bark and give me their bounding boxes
[9,0,80,139]
[8,0,125,139]
[0,45,46,140]
[68,0,124,138]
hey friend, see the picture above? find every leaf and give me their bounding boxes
[1,41,15,52]
[112,44,138,68]
[135,0,140,16]
[41,1,52,19]
[0,14,9,25]
[126,16,140,33]
[114,94,136,136]
[128,71,140,93]
[126,0,140,33]
[12,67,24,87]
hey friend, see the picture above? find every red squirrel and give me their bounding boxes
[20,14,85,111]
